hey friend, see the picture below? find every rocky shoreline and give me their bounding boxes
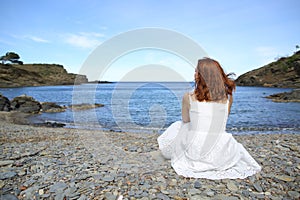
[0,94,106,128]
[266,89,300,103]
[0,119,299,200]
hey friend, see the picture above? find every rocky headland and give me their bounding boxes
[235,51,300,88]
[236,51,300,102]
[0,63,88,88]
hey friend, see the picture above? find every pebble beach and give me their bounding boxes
[0,115,299,200]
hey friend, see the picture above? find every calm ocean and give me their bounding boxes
[1,82,299,134]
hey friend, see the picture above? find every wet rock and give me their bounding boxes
[266,89,300,103]
[69,103,104,111]
[38,121,66,128]
[0,94,11,111]
[41,102,66,113]
[11,95,41,113]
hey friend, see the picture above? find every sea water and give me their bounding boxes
[1,82,299,134]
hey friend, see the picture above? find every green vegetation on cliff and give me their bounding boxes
[0,63,88,88]
[236,51,300,88]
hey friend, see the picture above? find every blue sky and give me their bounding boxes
[1,0,299,81]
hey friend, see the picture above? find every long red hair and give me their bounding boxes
[194,58,235,102]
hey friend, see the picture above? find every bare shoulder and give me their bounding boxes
[183,92,190,102]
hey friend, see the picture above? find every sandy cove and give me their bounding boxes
[0,116,299,200]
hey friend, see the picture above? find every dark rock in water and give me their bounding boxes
[41,102,66,112]
[0,94,11,111]
[266,89,300,102]
[11,95,42,113]
[69,103,104,110]
[38,121,66,128]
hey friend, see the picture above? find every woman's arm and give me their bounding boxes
[228,94,233,114]
[182,92,190,123]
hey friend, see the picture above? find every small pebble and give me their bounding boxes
[194,181,201,189]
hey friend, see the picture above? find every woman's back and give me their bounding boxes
[189,95,228,133]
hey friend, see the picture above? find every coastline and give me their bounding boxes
[0,118,299,199]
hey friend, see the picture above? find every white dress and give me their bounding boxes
[157,95,261,179]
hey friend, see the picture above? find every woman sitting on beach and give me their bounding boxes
[157,58,261,179]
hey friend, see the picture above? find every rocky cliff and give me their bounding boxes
[235,51,300,88]
[0,63,88,87]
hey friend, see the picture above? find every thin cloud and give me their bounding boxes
[10,34,50,43]
[65,32,103,49]
[27,36,50,43]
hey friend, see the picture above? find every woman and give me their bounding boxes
[157,58,261,179]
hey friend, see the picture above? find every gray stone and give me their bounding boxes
[225,196,240,200]
[275,175,295,182]
[128,146,138,152]
[40,194,51,198]
[0,194,19,200]
[20,186,39,200]
[194,181,201,189]
[206,190,215,197]
[78,194,88,200]
[253,182,263,192]
[287,191,300,199]
[23,178,37,187]
[54,192,65,200]
[189,188,201,195]
[142,191,149,197]
[104,192,117,200]
[156,192,170,200]
[0,160,14,167]
[191,195,210,200]
[242,190,250,197]
[64,186,78,197]
[101,176,114,182]
[226,181,238,191]
[128,190,135,196]
[0,171,17,180]
[50,182,68,193]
